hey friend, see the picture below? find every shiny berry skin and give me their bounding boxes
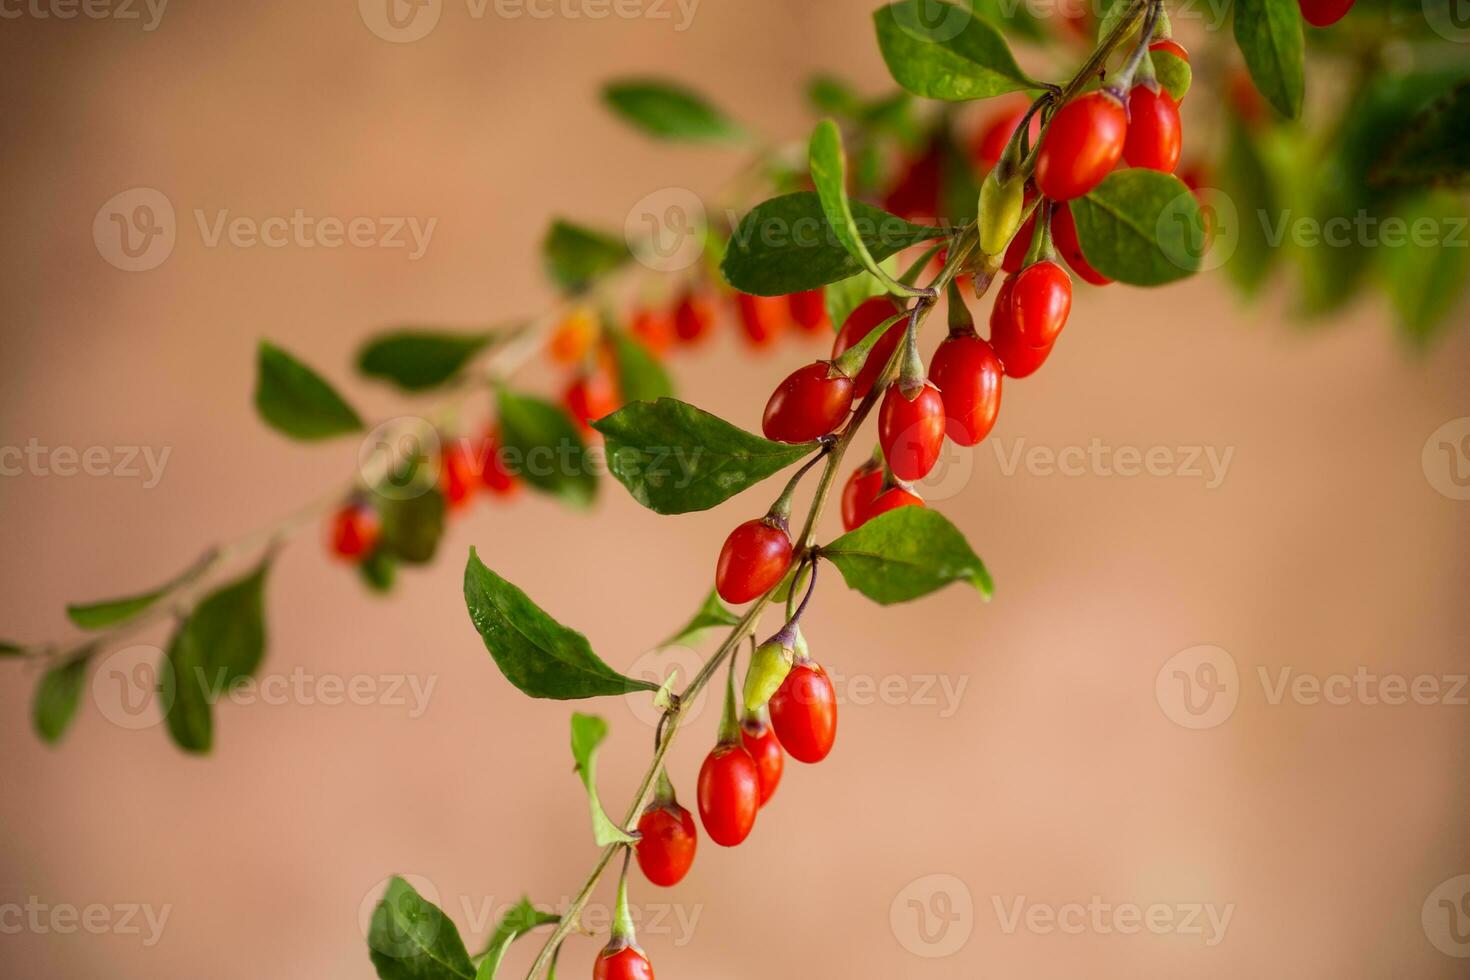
[762,361,854,443]
[1148,38,1189,65]
[831,297,903,398]
[440,438,479,510]
[928,335,1003,447]
[857,485,925,525]
[990,283,1055,379]
[1002,210,1036,274]
[329,502,379,560]
[741,720,784,806]
[593,944,654,980]
[735,292,786,348]
[1034,90,1129,201]
[1010,260,1073,349]
[715,518,793,604]
[564,371,619,432]
[787,288,829,333]
[635,803,697,887]
[840,460,884,531]
[769,661,837,764]
[630,307,675,353]
[478,428,519,497]
[1050,204,1111,286]
[1298,0,1353,27]
[697,744,760,846]
[673,287,715,343]
[879,382,946,482]
[1123,86,1182,173]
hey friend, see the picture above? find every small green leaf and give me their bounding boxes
[0,641,23,657]
[602,78,744,143]
[368,877,475,980]
[464,548,657,700]
[874,0,1035,102]
[1380,191,1470,349]
[160,624,213,754]
[542,220,629,293]
[569,713,638,846]
[806,75,863,117]
[1372,80,1470,189]
[357,329,499,392]
[1152,49,1192,103]
[659,588,739,648]
[360,549,398,593]
[607,326,673,404]
[1219,115,1278,298]
[722,192,944,296]
[1233,0,1303,119]
[66,560,200,630]
[1070,170,1203,286]
[823,507,992,605]
[810,119,913,296]
[33,653,91,745]
[594,398,818,515]
[475,898,559,980]
[375,488,447,565]
[497,388,597,509]
[255,341,364,441]
[185,563,269,689]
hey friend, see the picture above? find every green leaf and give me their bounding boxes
[368,877,475,980]
[1070,170,1203,286]
[810,119,911,295]
[569,713,638,846]
[607,326,673,404]
[1218,115,1279,298]
[722,192,945,296]
[254,341,364,441]
[496,388,597,509]
[1372,80,1470,189]
[1095,0,1166,46]
[360,548,398,593]
[160,623,213,754]
[0,641,22,657]
[659,588,739,648]
[464,548,657,700]
[66,559,202,630]
[1152,49,1192,103]
[968,0,1046,42]
[188,563,270,689]
[1380,191,1470,348]
[593,398,818,515]
[823,507,992,605]
[1233,0,1303,119]
[602,79,745,143]
[806,75,863,117]
[873,0,1034,102]
[33,653,90,744]
[357,330,498,392]
[375,487,447,565]
[542,220,629,293]
[475,898,559,980]
[825,270,890,333]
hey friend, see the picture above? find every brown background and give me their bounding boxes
[2,2,1469,978]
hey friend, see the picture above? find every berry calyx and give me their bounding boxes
[635,770,697,888]
[831,297,904,399]
[857,483,925,525]
[741,711,784,807]
[1034,90,1129,201]
[761,361,855,443]
[1122,86,1182,173]
[440,437,479,510]
[879,381,947,482]
[928,333,1003,447]
[1298,0,1354,27]
[1010,260,1072,349]
[329,501,380,561]
[840,456,885,532]
[593,945,654,980]
[787,288,829,333]
[673,287,716,343]
[715,517,793,605]
[564,370,619,433]
[769,658,837,764]
[1049,203,1111,286]
[735,292,787,348]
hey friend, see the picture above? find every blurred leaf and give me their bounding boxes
[1379,191,1470,348]
[368,877,474,980]
[475,898,559,980]
[806,75,863,116]
[255,341,364,441]
[375,488,446,565]
[969,0,1046,41]
[1373,80,1470,189]
[66,559,202,630]
[357,329,499,392]
[497,388,596,509]
[602,79,745,142]
[160,623,212,754]
[1219,115,1279,297]
[359,549,397,594]
[33,652,91,745]
[660,588,739,649]
[569,714,638,846]
[186,562,270,689]
[1070,170,1203,285]
[825,269,890,334]
[1233,0,1304,119]
[0,641,22,657]
[542,220,629,293]
[606,326,673,404]
[823,507,992,605]
[874,0,1035,101]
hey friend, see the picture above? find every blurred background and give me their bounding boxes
[1,2,1469,979]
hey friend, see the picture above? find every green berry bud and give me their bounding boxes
[978,168,1024,258]
[744,631,796,712]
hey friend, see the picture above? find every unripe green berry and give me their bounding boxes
[978,168,1024,258]
[744,631,797,712]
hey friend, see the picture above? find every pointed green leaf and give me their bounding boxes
[542,220,629,293]
[474,898,559,980]
[823,507,992,605]
[496,388,597,509]
[465,548,656,699]
[722,192,944,296]
[602,79,745,143]
[659,588,739,649]
[368,877,475,980]
[359,549,398,593]
[810,119,915,296]
[375,487,447,565]
[569,713,638,846]
[607,326,673,405]
[1233,0,1303,119]
[255,341,364,441]
[1070,170,1203,286]
[160,623,213,754]
[65,558,203,630]
[594,398,818,515]
[874,0,1035,101]
[1218,115,1278,298]
[1381,191,1470,349]
[1372,80,1470,189]
[185,562,270,690]
[33,652,91,745]
[357,329,499,392]
[805,75,863,117]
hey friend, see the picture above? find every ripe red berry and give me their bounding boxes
[769,661,837,764]
[1002,209,1036,274]
[969,101,1036,169]
[697,744,760,846]
[1298,0,1354,26]
[1049,204,1111,286]
[735,292,786,348]
[593,945,654,980]
[928,334,1003,447]
[1123,86,1182,173]
[879,382,946,482]
[478,428,519,497]
[329,502,379,560]
[1034,90,1129,201]
[762,361,855,443]
[635,802,697,887]
[741,718,784,806]
[673,287,715,343]
[630,307,675,353]
[990,280,1054,379]
[715,517,793,604]
[831,297,903,399]
[858,485,925,525]
[564,371,619,432]
[840,459,885,531]
[883,140,943,221]
[440,438,479,510]
[1010,260,1072,349]
[787,288,828,333]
